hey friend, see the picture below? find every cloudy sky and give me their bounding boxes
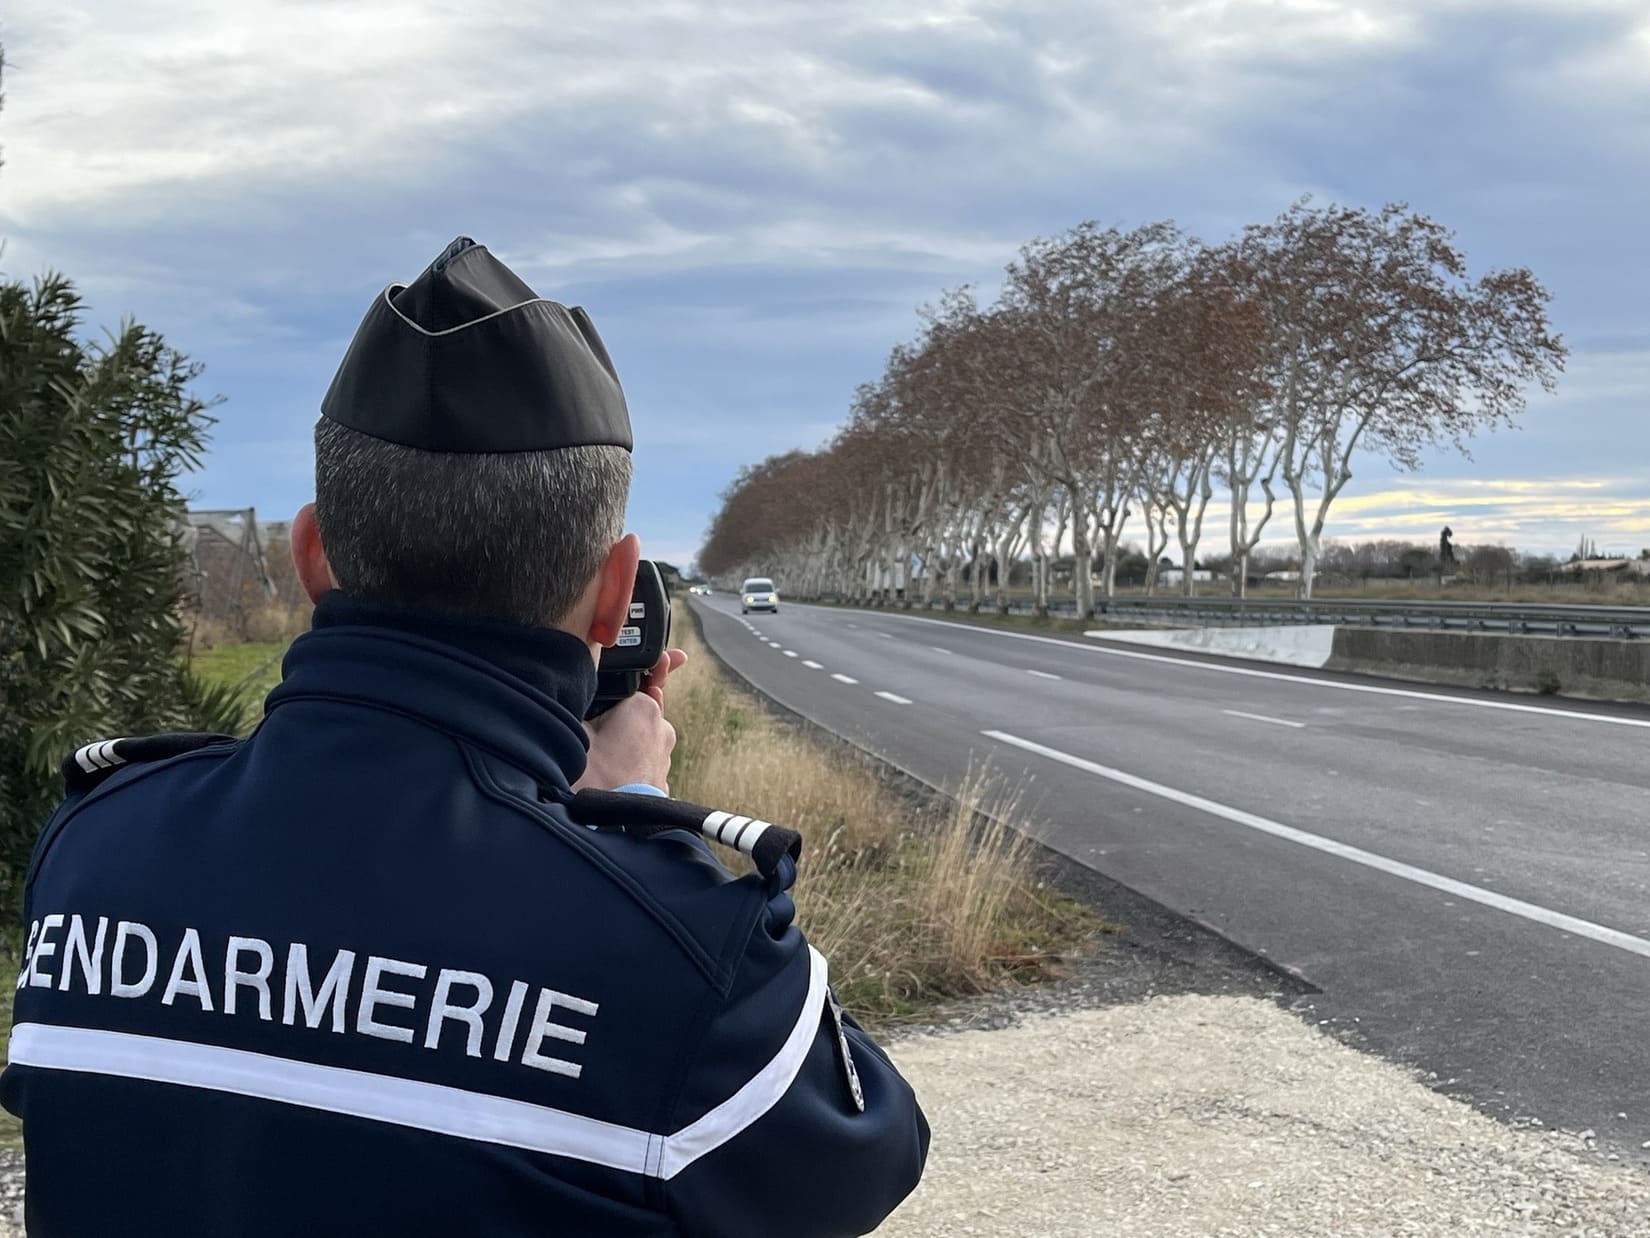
[3,0,1647,567]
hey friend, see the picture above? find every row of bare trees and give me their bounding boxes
[700,200,1566,611]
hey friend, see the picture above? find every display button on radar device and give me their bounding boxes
[587,560,672,719]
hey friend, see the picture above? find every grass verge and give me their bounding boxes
[190,639,291,731]
[668,621,1098,1022]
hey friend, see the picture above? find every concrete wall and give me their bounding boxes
[1088,625,1336,668]
[1328,629,1650,704]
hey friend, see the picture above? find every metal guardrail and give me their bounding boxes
[1086,596,1649,639]
[811,594,1650,639]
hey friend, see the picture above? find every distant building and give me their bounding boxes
[1159,568,1218,587]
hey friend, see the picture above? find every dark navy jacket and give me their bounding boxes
[2,594,929,1236]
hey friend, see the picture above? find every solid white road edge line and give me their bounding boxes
[982,729,1650,962]
[1222,709,1306,729]
[849,609,1650,730]
[875,691,913,705]
[831,674,858,684]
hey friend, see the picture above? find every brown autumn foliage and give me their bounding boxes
[700,201,1565,612]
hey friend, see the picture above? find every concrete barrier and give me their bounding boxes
[1328,628,1650,704]
[1087,625,1336,668]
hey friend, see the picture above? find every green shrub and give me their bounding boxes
[0,272,245,942]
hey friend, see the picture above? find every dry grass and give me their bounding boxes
[668,623,1097,1021]
[187,600,312,653]
[180,608,1097,1021]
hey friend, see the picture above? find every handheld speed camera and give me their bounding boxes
[587,560,672,719]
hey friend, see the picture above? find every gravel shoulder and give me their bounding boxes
[874,994,1650,1238]
[869,879,1650,1237]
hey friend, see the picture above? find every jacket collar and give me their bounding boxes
[264,591,595,792]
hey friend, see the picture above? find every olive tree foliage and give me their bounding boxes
[700,202,1564,612]
[0,60,244,927]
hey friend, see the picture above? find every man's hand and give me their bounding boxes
[576,648,687,794]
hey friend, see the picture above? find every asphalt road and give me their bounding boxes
[691,595,1650,1162]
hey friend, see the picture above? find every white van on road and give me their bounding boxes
[741,577,779,614]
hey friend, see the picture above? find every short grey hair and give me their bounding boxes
[314,418,632,627]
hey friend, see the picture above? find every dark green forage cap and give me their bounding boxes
[320,237,633,453]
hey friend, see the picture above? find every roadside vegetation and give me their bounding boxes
[669,621,1096,1019]
[185,615,1098,1024]
[701,205,1567,611]
[189,639,290,729]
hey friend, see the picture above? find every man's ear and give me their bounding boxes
[291,503,338,604]
[586,533,641,647]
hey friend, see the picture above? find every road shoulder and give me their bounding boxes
[875,994,1650,1237]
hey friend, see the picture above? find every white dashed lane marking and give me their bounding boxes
[875,691,913,705]
[803,660,823,669]
[783,651,799,658]
[1027,670,1061,680]
[831,674,859,685]
[1223,709,1306,729]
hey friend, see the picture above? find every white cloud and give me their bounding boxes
[0,1,1519,222]
[8,0,1639,314]
[5,0,1645,560]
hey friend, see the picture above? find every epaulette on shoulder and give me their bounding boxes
[62,732,237,796]
[565,789,802,884]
